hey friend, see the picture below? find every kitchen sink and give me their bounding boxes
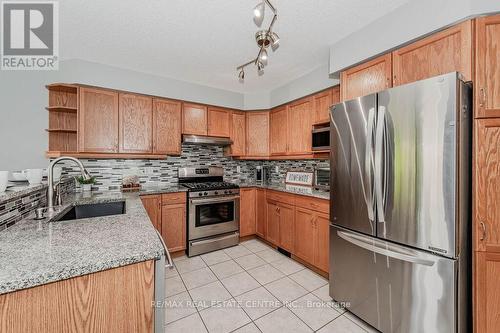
[56,201,126,221]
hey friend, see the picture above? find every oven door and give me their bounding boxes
[189,195,240,240]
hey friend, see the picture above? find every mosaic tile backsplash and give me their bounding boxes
[58,144,329,191]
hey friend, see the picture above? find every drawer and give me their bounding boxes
[162,192,186,205]
[266,190,296,205]
[295,196,329,214]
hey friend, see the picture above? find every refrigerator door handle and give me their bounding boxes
[337,230,435,266]
[375,106,386,223]
[365,107,376,221]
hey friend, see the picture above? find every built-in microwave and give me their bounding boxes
[312,127,330,151]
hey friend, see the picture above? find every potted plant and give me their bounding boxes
[75,175,96,192]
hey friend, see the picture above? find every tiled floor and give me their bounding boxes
[164,238,377,333]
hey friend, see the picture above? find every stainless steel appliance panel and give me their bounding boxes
[189,195,239,240]
[376,73,469,257]
[330,225,457,333]
[330,94,377,236]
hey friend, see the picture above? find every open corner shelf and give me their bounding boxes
[46,83,78,93]
[46,106,78,113]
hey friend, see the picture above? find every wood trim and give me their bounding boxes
[46,151,167,159]
[0,261,155,333]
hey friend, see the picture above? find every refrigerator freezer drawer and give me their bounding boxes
[330,225,458,333]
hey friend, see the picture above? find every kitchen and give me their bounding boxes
[0,1,499,333]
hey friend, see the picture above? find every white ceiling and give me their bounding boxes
[60,0,409,94]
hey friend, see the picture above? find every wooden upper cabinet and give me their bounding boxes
[288,97,313,155]
[270,106,288,155]
[313,87,339,124]
[246,111,269,157]
[208,107,231,137]
[228,111,246,156]
[240,188,257,237]
[475,15,500,118]
[79,87,119,153]
[393,20,473,86]
[475,251,500,333]
[475,118,500,252]
[152,98,182,155]
[341,53,392,101]
[182,103,207,135]
[119,93,153,153]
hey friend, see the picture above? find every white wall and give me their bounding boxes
[270,63,338,107]
[328,0,500,77]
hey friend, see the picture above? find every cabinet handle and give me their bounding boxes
[479,88,487,107]
[480,221,487,241]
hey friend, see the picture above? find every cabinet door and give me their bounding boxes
[476,15,500,118]
[475,119,500,252]
[270,106,288,155]
[161,203,186,252]
[240,188,256,237]
[256,189,267,238]
[294,207,315,264]
[279,203,295,252]
[140,195,161,231]
[153,98,182,155]
[266,201,280,245]
[475,251,500,333]
[119,93,153,153]
[228,111,246,156]
[208,107,231,137]
[246,112,269,157]
[79,87,119,152]
[315,213,330,272]
[313,88,333,124]
[182,103,207,135]
[287,97,313,154]
[340,53,392,101]
[393,20,472,86]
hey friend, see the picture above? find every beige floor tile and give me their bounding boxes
[287,293,342,330]
[181,267,218,290]
[165,266,179,279]
[234,253,267,270]
[316,315,367,333]
[255,248,285,263]
[165,312,208,333]
[235,286,282,320]
[221,271,260,297]
[264,277,308,303]
[175,256,207,274]
[223,245,252,258]
[270,257,305,275]
[289,269,328,292]
[165,275,186,297]
[164,291,197,324]
[241,239,272,253]
[254,307,313,333]
[188,281,232,310]
[199,299,251,333]
[201,250,232,266]
[210,260,244,279]
[232,322,261,333]
[247,264,285,285]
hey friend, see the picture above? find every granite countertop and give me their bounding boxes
[235,182,330,200]
[0,183,47,202]
[0,190,166,295]
[139,184,188,195]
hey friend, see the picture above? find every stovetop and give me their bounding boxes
[181,181,239,191]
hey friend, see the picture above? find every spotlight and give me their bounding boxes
[253,1,265,27]
[270,32,280,50]
[238,69,245,81]
[259,49,268,65]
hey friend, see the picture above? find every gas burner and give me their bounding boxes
[182,182,239,191]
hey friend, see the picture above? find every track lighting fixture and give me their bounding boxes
[237,0,279,81]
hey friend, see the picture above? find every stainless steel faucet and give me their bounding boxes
[47,157,92,210]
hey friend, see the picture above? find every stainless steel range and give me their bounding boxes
[179,167,240,257]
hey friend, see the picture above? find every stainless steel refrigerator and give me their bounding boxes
[329,72,471,333]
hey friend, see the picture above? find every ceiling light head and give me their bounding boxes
[253,1,265,27]
[270,32,280,50]
[257,61,265,74]
[238,69,245,82]
[259,49,268,65]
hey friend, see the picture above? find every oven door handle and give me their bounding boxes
[190,195,240,204]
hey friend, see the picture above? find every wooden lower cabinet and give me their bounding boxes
[141,193,186,252]
[475,251,500,333]
[256,189,267,238]
[240,188,256,237]
[278,203,295,252]
[315,213,330,272]
[266,200,280,246]
[0,261,155,333]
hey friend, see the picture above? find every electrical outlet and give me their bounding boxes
[236,166,241,173]
[275,166,279,173]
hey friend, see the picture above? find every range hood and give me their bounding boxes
[182,135,233,146]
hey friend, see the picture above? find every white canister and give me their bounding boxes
[0,171,8,192]
[23,169,43,185]
[82,184,92,192]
